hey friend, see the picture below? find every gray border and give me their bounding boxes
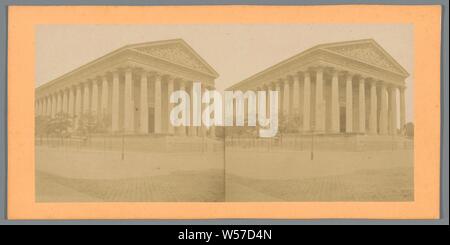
[0,0,448,225]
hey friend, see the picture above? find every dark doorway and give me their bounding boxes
[148,108,154,133]
[340,106,346,133]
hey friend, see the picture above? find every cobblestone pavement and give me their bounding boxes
[36,169,225,202]
[226,166,413,201]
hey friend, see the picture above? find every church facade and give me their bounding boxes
[35,39,219,137]
[228,39,409,136]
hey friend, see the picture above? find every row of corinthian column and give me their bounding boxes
[253,67,406,136]
[35,68,215,137]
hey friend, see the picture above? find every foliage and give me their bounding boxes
[35,112,73,138]
[76,112,109,136]
[279,114,302,134]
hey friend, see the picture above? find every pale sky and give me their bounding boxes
[36,24,413,122]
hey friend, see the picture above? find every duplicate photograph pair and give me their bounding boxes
[35,30,413,203]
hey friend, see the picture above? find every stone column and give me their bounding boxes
[400,86,406,130]
[315,68,325,132]
[265,85,271,118]
[369,80,378,134]
[48,97,51,117]
[51,94,57,118]
[154,74,162,134]
[185,81,193,136]
[35,100,40,116]
[47,96,52,117]
[36,100,40,116]
[187,82,197,136]
[124,68,134,133]
[42,98,47,116]
[379,82,388,135]
[358,77,366,133]
[35,101,39,116]
[167,77,175,135]
[100,75,109,118]
[140,72,149,134]
[292,75,300,116]
[389,86,398,135]
[331,69,340,133]
[345,73,353,133]
[62,89,68,114]
[177,80,187,136]
[68,87,75,117]
[40,99,44,116]
[38,100,42,116]
[75,85,82,118]
[40,97,45,116]
[44,97,48,116]
[200,83,208,137]
[91,80,99,116]
[303,71,311,132]
[111,71,120,132]
[83,82,90,114]
[208,85,216,138]
[40,98,45,116]
[283,78,290,118]
[275,82,282,123]
[56,91,63,114]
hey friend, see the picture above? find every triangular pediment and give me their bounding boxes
[319,39,409,76]
[128,39,218,77]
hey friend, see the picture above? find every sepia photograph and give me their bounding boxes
[34,24,414,202]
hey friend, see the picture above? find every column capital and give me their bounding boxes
[310,66,326,72]
[163,74,176,81]
[122,66,134,72]
[302,70,311,78]
[340,70,355,78]
[149,71,164,79]
[377,80,388,87]
[283,76,292,83]
[292,73,302,81]
[272,79,283,86]
[354,73,368,80]
[388,84,399,91]
[84,79,93,85]
[329,67,341,76]
[110,68,121,75]
[177,79,187,88]
[184,80,195,87]
[358,76,367,83]
[101,73,110,79]
[173,76,186,84]
[271,81,280,89]
[93,78,102,85]
[368,79,377,86]
[132,67,147,76]
[262,83,271,89]
[362,76,375,83]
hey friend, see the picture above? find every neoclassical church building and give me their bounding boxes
[228,39,409,137]
[35,39,219,137]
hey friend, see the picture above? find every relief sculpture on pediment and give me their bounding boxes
[327,44,399,73]
[135,44,210,74]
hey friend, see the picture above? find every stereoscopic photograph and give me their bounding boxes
[33,24,414,203]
